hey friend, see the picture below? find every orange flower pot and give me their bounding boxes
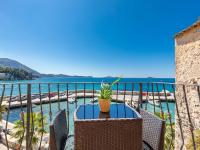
[98,99,111,112]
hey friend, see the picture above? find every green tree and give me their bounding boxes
[0,105,6,121]
[0,66,34,80]
[0,105,7,141]
[12,112,47,148]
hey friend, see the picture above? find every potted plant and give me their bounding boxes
[98,78,120,112]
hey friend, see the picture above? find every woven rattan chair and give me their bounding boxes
[140,109,165,150]
[49,109,74,150]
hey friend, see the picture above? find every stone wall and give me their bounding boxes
[175,22,200,149]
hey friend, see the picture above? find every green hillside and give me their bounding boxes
[0,67,34,80]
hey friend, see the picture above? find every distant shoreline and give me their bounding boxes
[0,76,175,82]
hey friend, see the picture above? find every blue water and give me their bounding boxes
[142,102,175,122]
[1,77,175,134]
[0,77,175,96]
[5,98,94,134]
[4,98,175,134]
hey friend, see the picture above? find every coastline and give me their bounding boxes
[1,90,175,109]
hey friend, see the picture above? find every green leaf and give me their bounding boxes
[11,112,47,148]
[99,77,120,100]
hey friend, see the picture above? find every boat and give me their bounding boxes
[32,104,37,108]
[68,97,75,104]
[148,99,160,107]
[90,97,98,103]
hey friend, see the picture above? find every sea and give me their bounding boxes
[0,77,175,96]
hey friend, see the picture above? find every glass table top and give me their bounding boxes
[75,103,140,120]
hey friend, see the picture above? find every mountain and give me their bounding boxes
[40,73,93,78]
[0,58,93,79]
[0,58,40,76]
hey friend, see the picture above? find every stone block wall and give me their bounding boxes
[175,21,200,149]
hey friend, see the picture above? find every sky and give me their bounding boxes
[0,0,199,78]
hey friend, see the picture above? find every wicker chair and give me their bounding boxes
[140,109,165,150]
[49,109,74,150]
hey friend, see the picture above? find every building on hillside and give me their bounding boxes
[0,73,6,80]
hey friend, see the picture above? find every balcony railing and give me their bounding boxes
[0,82,199,150]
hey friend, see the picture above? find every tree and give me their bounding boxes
[0,105,6,121]
[0,105,7,141]
[0,67,34,80]
[12,112,47,149]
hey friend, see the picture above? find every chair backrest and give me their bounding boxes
[49,110,68,150]
[140,109,165,150]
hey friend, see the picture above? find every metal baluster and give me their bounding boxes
[130,83,134,108]
[156,83,164,119]
[0,84,5,106]
[75,83,77,108]
[163,84,174,150]
[84,83,86,119]
[130,83,135,117]
[137,83,143,112]
[145,83,149,110]
[39,83,44,149]
[92,83,94,119]
[26,84,31,150]
[84,83,86,105]
[66,83,70,134]
[183,85,196,150]
[5,84,13,150]
[197,86,200,103]
[57,83,61,110]
[92,83,95,104]
[123,83,127,118]
[48,83,52,122]
[29,91,35,149]
[151,83,156,114]
[116,83,119,118]
[0,84,5,149]
[172,84,184,150]
[18,84,25,149]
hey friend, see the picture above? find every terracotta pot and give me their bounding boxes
[98,99,111,112]
[99,112,110,119]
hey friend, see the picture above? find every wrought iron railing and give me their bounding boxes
[0,82,199,150]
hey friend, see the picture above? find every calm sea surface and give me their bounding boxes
[0,77,175,96]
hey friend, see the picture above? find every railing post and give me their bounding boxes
[137,83,143,112]
[26,84,31,150]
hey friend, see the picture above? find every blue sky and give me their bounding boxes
[0,0,199,77]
